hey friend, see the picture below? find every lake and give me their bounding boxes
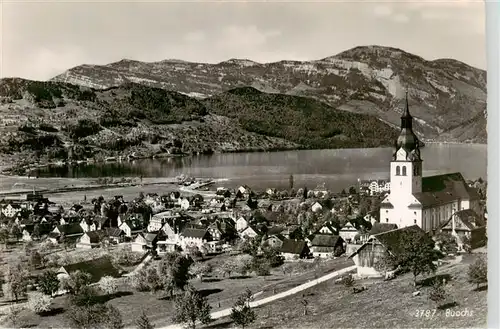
[34,144,487,192]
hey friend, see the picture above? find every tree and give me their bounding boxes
[255,258,271,276]
[27,292,52,314]
[6,264,28,302]
[461,235,473,253]
[261,247,284,268]
[340,189,347,197]
[342,274,355,287]
[32,223,41,240]
[234,254,253,276]
[434,232,458,255]
[172,286,212,329]
[99,276,118,295]
[394,231,441,286]
[468,256,487,290]
[230,289,256,329]
[7,305,22,329]
[289,175,294,190]
[61,270,92,295]
[373,251,397,277]
[38,270,60,296]
[349,186,357,195]
[66,304,110,329]
[190,262,212,282]
[136,310,155,329]
[106,304,125,329]
[0,227,9,247]
[428,282,447,308]
[29,250,43,270]
[9,224,22,241]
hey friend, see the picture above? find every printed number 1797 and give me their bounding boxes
[415,310,436,318]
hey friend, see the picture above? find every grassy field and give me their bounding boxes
[205,253,487,329]
[0,174,182,207]
[3,250,353,328]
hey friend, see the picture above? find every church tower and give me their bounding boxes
[389,92,423,201]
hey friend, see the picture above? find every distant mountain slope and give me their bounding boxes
[0,79,398,172]
[52,45,487,143]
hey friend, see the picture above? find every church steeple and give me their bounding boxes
[400,91,413,130]
[394,91,420,157]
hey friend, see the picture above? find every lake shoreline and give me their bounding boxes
[0,141,487,177]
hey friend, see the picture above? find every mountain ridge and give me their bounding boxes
[0,78,400,173]
[50,45,487,144]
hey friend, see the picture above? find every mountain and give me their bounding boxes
[52,45,487,144]
[0,79,398,172]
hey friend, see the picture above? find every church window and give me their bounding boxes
[414,211,416,215]
[396,166,400,176]
[414,219,417,224]
[402,166,407,176]
[386,218,389,223]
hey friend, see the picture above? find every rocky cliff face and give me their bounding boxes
[52,45,487,143]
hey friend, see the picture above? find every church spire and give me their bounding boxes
[400,90,412,129]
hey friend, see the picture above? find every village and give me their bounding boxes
[0,170,488,329]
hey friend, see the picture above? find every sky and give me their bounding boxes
[0,0,486,81]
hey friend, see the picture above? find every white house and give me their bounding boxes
[119,219,144,238]
[379,93,482,232]
[236,217,249,232]
[178,197,190,211]
[318,222,337,235]
[76,231,105,249]
[240,226,260,239]
[311,202,323,213]
[339,222,360,243]
[179,228,212,251]
[1,203,21,218]
[80,219,96,232]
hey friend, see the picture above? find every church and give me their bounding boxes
[379,93,482,233]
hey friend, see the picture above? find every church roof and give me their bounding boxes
[413,172,479,208]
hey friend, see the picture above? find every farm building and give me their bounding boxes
[348,225,426,277]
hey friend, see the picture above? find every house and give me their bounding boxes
[22,223,53,241]
[236,216,249,232]
[318,222,337,235]
[189,194,204,208]
[104,227,125,244]
[80,218,96,232]
[1,203,22,218]
[238,185,252,198]
[338,222,360,243]
[93,215,111,230]
[52,223,84,239]
[310,235,345,258]
[348,225,426,277]
[131,232,163,252]
[369,222,398,236]
[207,222,224,241]
[311,202,323,213]
[119,218,144,237]
[178,197,190,211]
[179,228,212,251]
[364,211,379,225]
[439,209,487,251]
[169,191,181,201]
[240,225,260,239]
[76,230,107,249]
[280,239,310,260]
[262,234,286,249]
[57,257,122,286]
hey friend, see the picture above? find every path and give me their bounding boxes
[151,265,356,329]
[123,253,153,277]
